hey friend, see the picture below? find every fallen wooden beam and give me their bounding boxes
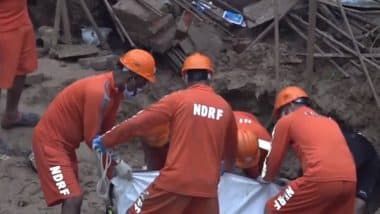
[52,0,63,47]
[305,0,317,79]
[79,0,110,50]
[318,0,380,15]
[274,0,280,87]
[336,0,380,109]
[288,52,380,58]
[285,17,350,78]
[289,13,380,71]
[240,21,275,54]
[316,12,366,49]
[61,0,72,44]
[135,0,163,16]
[242,0,300,28]
[102,0,125,43]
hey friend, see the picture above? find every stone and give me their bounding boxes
[78,54,119,71]
[49,44,99,59]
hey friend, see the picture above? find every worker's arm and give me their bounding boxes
[83,85,108,148]
[101,94,176,148]
[223,111,238,172]
[260,117,291,182]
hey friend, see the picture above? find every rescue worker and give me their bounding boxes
[0,0,40,144]
[260,86,356,214]
[32,49,156,214]
[341,129,380,214]
[233,111,271,179]
[92,52,238,214]
[296,127,380,214]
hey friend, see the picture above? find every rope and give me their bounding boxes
[96,151,113,199]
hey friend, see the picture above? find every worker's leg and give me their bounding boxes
[355,198,367,214]
[184,197,219,214]
[32,132,83,213]
[322,181,356,214]
[61,196,83,214]
[265,178,353,214]
[352,157,380,214]
[1,25,38,129]
[127,183,190,214]
[265,178,317,214]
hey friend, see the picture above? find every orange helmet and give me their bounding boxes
[141,123,170,148]
[119,49,156,83]
[235,128,260,169]
[273,86,309,117]
[181,52,214,76]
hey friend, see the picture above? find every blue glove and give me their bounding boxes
[92,135,106,153]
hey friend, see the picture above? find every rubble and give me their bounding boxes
[78,54,119,71]
[36,26,56,56]
[29,0,380,110]
[242,0,299,28]
[49,44,100,59]
[112,0,176,53]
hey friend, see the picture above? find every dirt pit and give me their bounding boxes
[0,43,380,213]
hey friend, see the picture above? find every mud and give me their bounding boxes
[2,1,380,212]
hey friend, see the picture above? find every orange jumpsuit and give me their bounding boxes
[102,83,238,214]
[0,0,37,89]
[32,72,123,206]
[233,111,271,178]
[262,106,356,214]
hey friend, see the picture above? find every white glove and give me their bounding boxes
[115,160,133,181]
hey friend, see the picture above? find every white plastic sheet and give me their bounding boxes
[111,171,280,214]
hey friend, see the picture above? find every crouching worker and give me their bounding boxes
[341,129,380,214]
[92,52,238,214]
[261,86,356,214]
[32,49,157,214]
[233,111,271,179]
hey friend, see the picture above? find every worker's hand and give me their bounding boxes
[92,135,106,153]
[274,177,290,186]
[256,176,270,184]
[115,160,133,181]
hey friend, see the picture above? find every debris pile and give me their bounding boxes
[31,0,380,106]
[108,0,380,80]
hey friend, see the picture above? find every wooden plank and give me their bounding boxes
[290,13,380,70]
[61,0,72,44]
[305,0,317,78]
[289,52,380,58]
[51,44,99,59]
[285,17,350,77]
[336,0,380,108]
[243,0,299,28]
[52,0,63,47]
[274,0,280,87]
